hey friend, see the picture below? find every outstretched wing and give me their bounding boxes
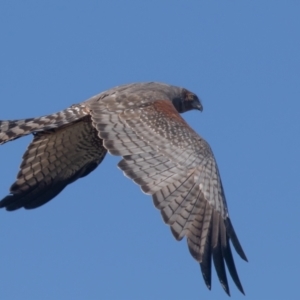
[87,96,247,295]
[0,116,106,210]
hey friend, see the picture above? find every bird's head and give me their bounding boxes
[172,88,203,113]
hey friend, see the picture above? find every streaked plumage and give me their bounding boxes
[0,82,247,295]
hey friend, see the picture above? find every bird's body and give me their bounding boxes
[0,82,247,295]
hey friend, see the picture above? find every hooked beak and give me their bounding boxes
[192,98,203,111]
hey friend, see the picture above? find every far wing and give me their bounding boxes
[0,116,106,210]
[88,97,247,295]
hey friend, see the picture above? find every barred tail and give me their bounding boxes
[0,104,89,145]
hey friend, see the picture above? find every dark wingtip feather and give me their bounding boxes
[198,223,212,292]
[225,218,248,262]
[200,262,212,291]
[223,239,245,295]
[213,243,230,296]
[0,196,9,208]
[0,195,20,211]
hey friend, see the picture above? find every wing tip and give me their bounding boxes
[0,194,20,211]
[200,262,212,291]
[225,218,248,262]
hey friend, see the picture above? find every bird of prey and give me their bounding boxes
[0,82,247,295]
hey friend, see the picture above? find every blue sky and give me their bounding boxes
[0,1,299,299]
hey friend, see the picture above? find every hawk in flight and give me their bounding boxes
[0,82,247,295]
